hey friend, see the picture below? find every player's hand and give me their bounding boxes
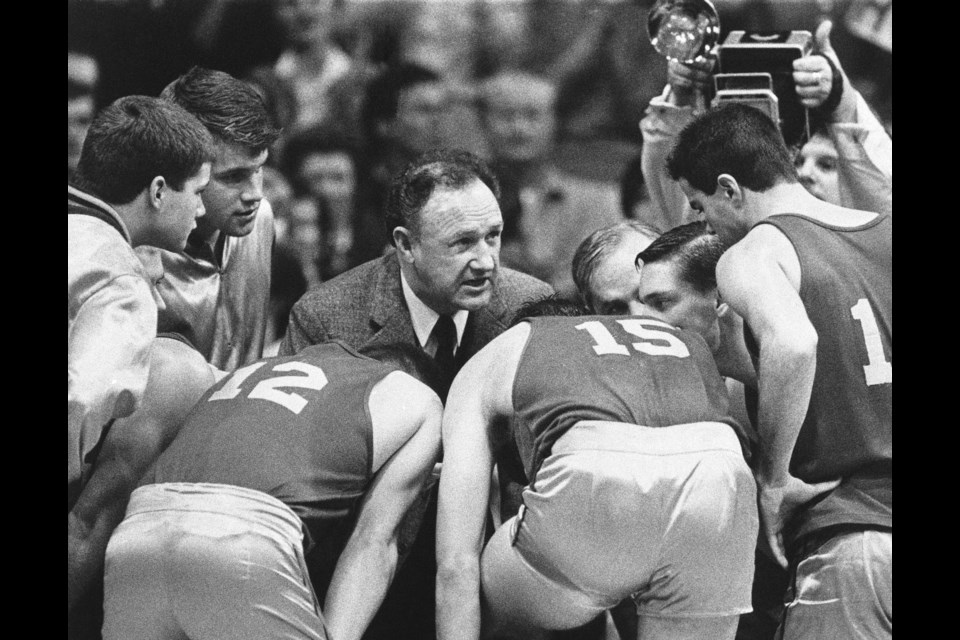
[757,473,842,568]
[667,58,715,106]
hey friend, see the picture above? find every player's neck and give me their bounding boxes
[751,183,828,221]
[752,183,878,228]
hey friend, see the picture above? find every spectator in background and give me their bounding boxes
[792,21,892,215]
[355,62,450,264]
[68,50,100,180]
[282,124,367,278]
[252,0,353,138]
[478,69,625,297]
[138,66,282,373]
[475,0,666,142]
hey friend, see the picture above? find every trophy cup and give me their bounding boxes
[647,0,720,112]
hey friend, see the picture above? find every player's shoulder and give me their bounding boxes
[375,369,443,415]
[723,224,796,270]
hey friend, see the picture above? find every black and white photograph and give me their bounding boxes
[68,1,892,638]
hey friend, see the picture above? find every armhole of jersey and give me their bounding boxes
[509,321,536,416]
[752,218,807,300]
[363,366,398,479]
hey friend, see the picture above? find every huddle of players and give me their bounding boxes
[68,61,890,640]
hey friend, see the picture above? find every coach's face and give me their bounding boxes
[396,179,503,315]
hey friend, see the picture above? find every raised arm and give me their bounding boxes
[639,58,714,232]
[436,325,528,640]
[793,20,891,215]
[322,372,442,640]
[717,227,839,567]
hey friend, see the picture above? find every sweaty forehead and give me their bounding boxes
[798,134,838,160]
[638,260,685,296]
[592,256,640,301]
[400,83,448,107]
[483,75,556,110]
[418,180,502,234]
[213,142,268,172]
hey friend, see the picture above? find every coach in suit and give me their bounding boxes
[279,148,551,640]
[279,148,552,396]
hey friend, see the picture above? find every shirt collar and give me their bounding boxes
[400,269,468,351]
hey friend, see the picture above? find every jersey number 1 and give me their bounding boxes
[850,298,892,386]
[208,361,329,414]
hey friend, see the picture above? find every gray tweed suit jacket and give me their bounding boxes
[279,251,553,364]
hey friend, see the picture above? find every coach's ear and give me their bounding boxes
[716,174,743,206]
[393,226,415,263]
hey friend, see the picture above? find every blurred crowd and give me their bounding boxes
[69,0,891,350]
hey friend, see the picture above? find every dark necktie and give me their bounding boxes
[431,314,457,379]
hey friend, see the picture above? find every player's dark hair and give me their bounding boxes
[667,103,798,195]
[385,148,500,245]
[636,221,725,294]
[571,220,660,311]
[161,66,281,152]
[72,95,214,205]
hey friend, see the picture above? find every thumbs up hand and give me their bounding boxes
[792,21,843,111]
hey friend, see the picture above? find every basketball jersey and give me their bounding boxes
[513,315,746,484]
[152,341,394,552]
[748,213,892,542]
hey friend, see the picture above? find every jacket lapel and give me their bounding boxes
[364,252,418,351]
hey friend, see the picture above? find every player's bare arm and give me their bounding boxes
[717,226,839,567]
[714,303,758,387]
[436,324,530,640]
[323,372,443,640]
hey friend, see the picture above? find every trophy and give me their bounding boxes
[646,0,721,112]
[647,0,812,145]
[647,0,721,65]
